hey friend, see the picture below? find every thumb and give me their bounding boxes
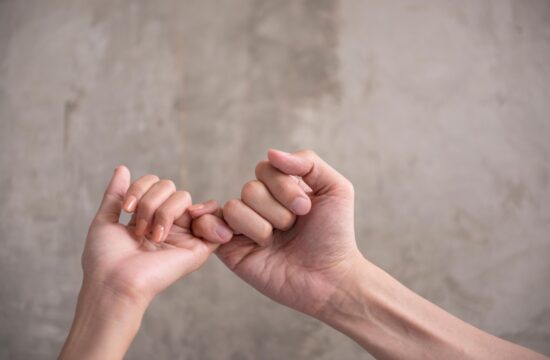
[94,165,131,223]
[267,149,352,196]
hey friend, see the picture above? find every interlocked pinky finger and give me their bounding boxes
[191,214,233,244]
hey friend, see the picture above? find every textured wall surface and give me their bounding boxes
[1,1,549,359]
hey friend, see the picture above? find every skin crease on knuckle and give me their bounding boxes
[223,199,273,245]
[247,212,273,245]
[241,180,263,200]
[223,199,241,215]
[254,160,270,178]
[241,181,295,231]
[223,200,243,231]
[179,191,192,204]
[159,179,176,192]
[255,159,303,201]
[133,175,159,194]
[302,148,316,158]
[274,177,299,203]
[139,183,177,219]
[169,191,192,211]
[258,221,273,245]
[267,207,295,231]
[278,211,295,231]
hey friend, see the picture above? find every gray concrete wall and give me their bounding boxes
[1,1,549,359]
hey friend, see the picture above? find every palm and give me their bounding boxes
[84,220,212,301]
[217,193,356,316]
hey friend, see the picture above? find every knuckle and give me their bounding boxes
[222,200,242,229]
[274,180,296,201]
[159,179,176,191]
[258,221,273,244]
[176,190,192,203]
[143,174,160,183]
[279,211,296,230]
[127,183,142,196]
[300,148,317,159]
[255,160,270,177]
[129,174,159,194]
[241,180,264,201]
[223,199,241,214]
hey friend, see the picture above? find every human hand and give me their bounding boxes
[82,165,232,304]
[64,160,548,360]
[191,149,362,317]
[61,166,232,360]
[187,151,549,360]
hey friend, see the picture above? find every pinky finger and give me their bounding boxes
[188,199,222,219]
[192,214,233,244]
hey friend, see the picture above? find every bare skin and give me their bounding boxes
[192,149,358,317]
[59,166,231,360]
[192,149,548,360]
[60,152,548,360]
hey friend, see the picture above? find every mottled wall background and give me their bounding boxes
[1,1,549,359]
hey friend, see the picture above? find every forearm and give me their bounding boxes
[59,279,148,360]
[319,257,546,360]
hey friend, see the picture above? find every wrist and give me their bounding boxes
[315,256,504,359]
[60,279,148,359]
[315,257,428,358]
[314,259,545,360]
[315,254,373,326]
[81,264,156,306]
[78,277,149,322]
[316,256,433,357]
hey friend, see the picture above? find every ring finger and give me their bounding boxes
[134,179,176,237]
[241,180,295,230]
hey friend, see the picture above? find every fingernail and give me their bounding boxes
[187,203,205,212]
[123,195,137,212]
[152,224,165,243]
[136,219,148,236]
[215,224,233,242]
[290,196,310,215]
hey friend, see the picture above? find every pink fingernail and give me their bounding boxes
[215,224,233,242]
[290,196,310,215]
[152,224,165,243]
[123,196,137,212]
